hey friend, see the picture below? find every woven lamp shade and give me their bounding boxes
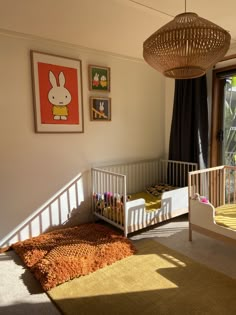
[143,12,231,79]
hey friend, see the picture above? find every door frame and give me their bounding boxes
[211,57,236,166]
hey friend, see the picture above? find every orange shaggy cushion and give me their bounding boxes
[11,223,136,291]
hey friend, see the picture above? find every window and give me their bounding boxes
[211,62,236,166]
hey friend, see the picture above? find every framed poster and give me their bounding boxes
[31,51,84,133]
[88,65,110,92]
[90,97,111,121]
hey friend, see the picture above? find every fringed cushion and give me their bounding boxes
[11,223,136,291]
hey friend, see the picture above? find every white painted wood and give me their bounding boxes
[189,165,236,244]
[92,158,197,236]
[190,199,236,240]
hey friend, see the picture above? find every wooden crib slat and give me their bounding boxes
[234,171,236,203]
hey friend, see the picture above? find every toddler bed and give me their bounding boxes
[189,165,236,245]
[92,158,198,236]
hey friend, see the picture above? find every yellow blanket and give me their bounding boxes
[215,204,236,231]
[101,192,161,224]
[129,192,161,212]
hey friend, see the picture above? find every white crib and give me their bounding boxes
[92,158,198,236]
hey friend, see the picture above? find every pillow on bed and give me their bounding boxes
[146,183,176,197]
[11,223,136,291]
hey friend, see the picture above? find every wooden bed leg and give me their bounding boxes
[189,223,192,242]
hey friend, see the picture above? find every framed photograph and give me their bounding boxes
[90,97,111,121]
[31,51,84,133]
[88,65,110,92]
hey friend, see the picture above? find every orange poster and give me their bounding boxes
[31,51,84,133]
[38,62,79,124]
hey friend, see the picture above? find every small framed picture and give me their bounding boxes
[90,97,111,121]
[31,51,84,133]
[88,65,110,92]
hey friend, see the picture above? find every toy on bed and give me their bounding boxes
[189,165,236,245]
[92,158,198,236]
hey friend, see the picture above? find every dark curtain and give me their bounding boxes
[168,75,208,169]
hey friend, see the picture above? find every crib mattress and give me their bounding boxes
[129,192,161,212]
[215,204,236,231]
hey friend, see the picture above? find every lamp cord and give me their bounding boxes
[185,0,187,12]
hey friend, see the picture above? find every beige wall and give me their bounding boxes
[0,31,170,242]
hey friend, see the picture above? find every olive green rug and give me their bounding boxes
[48,239,236,315]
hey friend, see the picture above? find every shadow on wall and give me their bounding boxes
[0,170,93,248]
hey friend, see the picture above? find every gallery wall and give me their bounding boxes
[0,30,169,244]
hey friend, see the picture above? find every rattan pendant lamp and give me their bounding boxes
[143,0,231,79]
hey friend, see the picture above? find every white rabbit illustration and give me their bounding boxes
[48,71,72,120]
[94,101,104,119]
[99,101,104,114]
[92,73,100,87]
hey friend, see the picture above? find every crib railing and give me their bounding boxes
[92,168,127,234]
[188,165,236,207]
[225,165,236,204]
[101,158,159,194]
[99,158,198,193]
[159,159,198,187]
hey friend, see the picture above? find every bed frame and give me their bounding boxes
[92,158,198,236]
[189,165,236,245]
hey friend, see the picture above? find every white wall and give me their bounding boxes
[0,31,167,243]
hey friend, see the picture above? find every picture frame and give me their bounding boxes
[90,97,111,121]
[31,51,84,133]
[88,65,110,92]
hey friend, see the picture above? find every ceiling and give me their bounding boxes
[0,0,236,60]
